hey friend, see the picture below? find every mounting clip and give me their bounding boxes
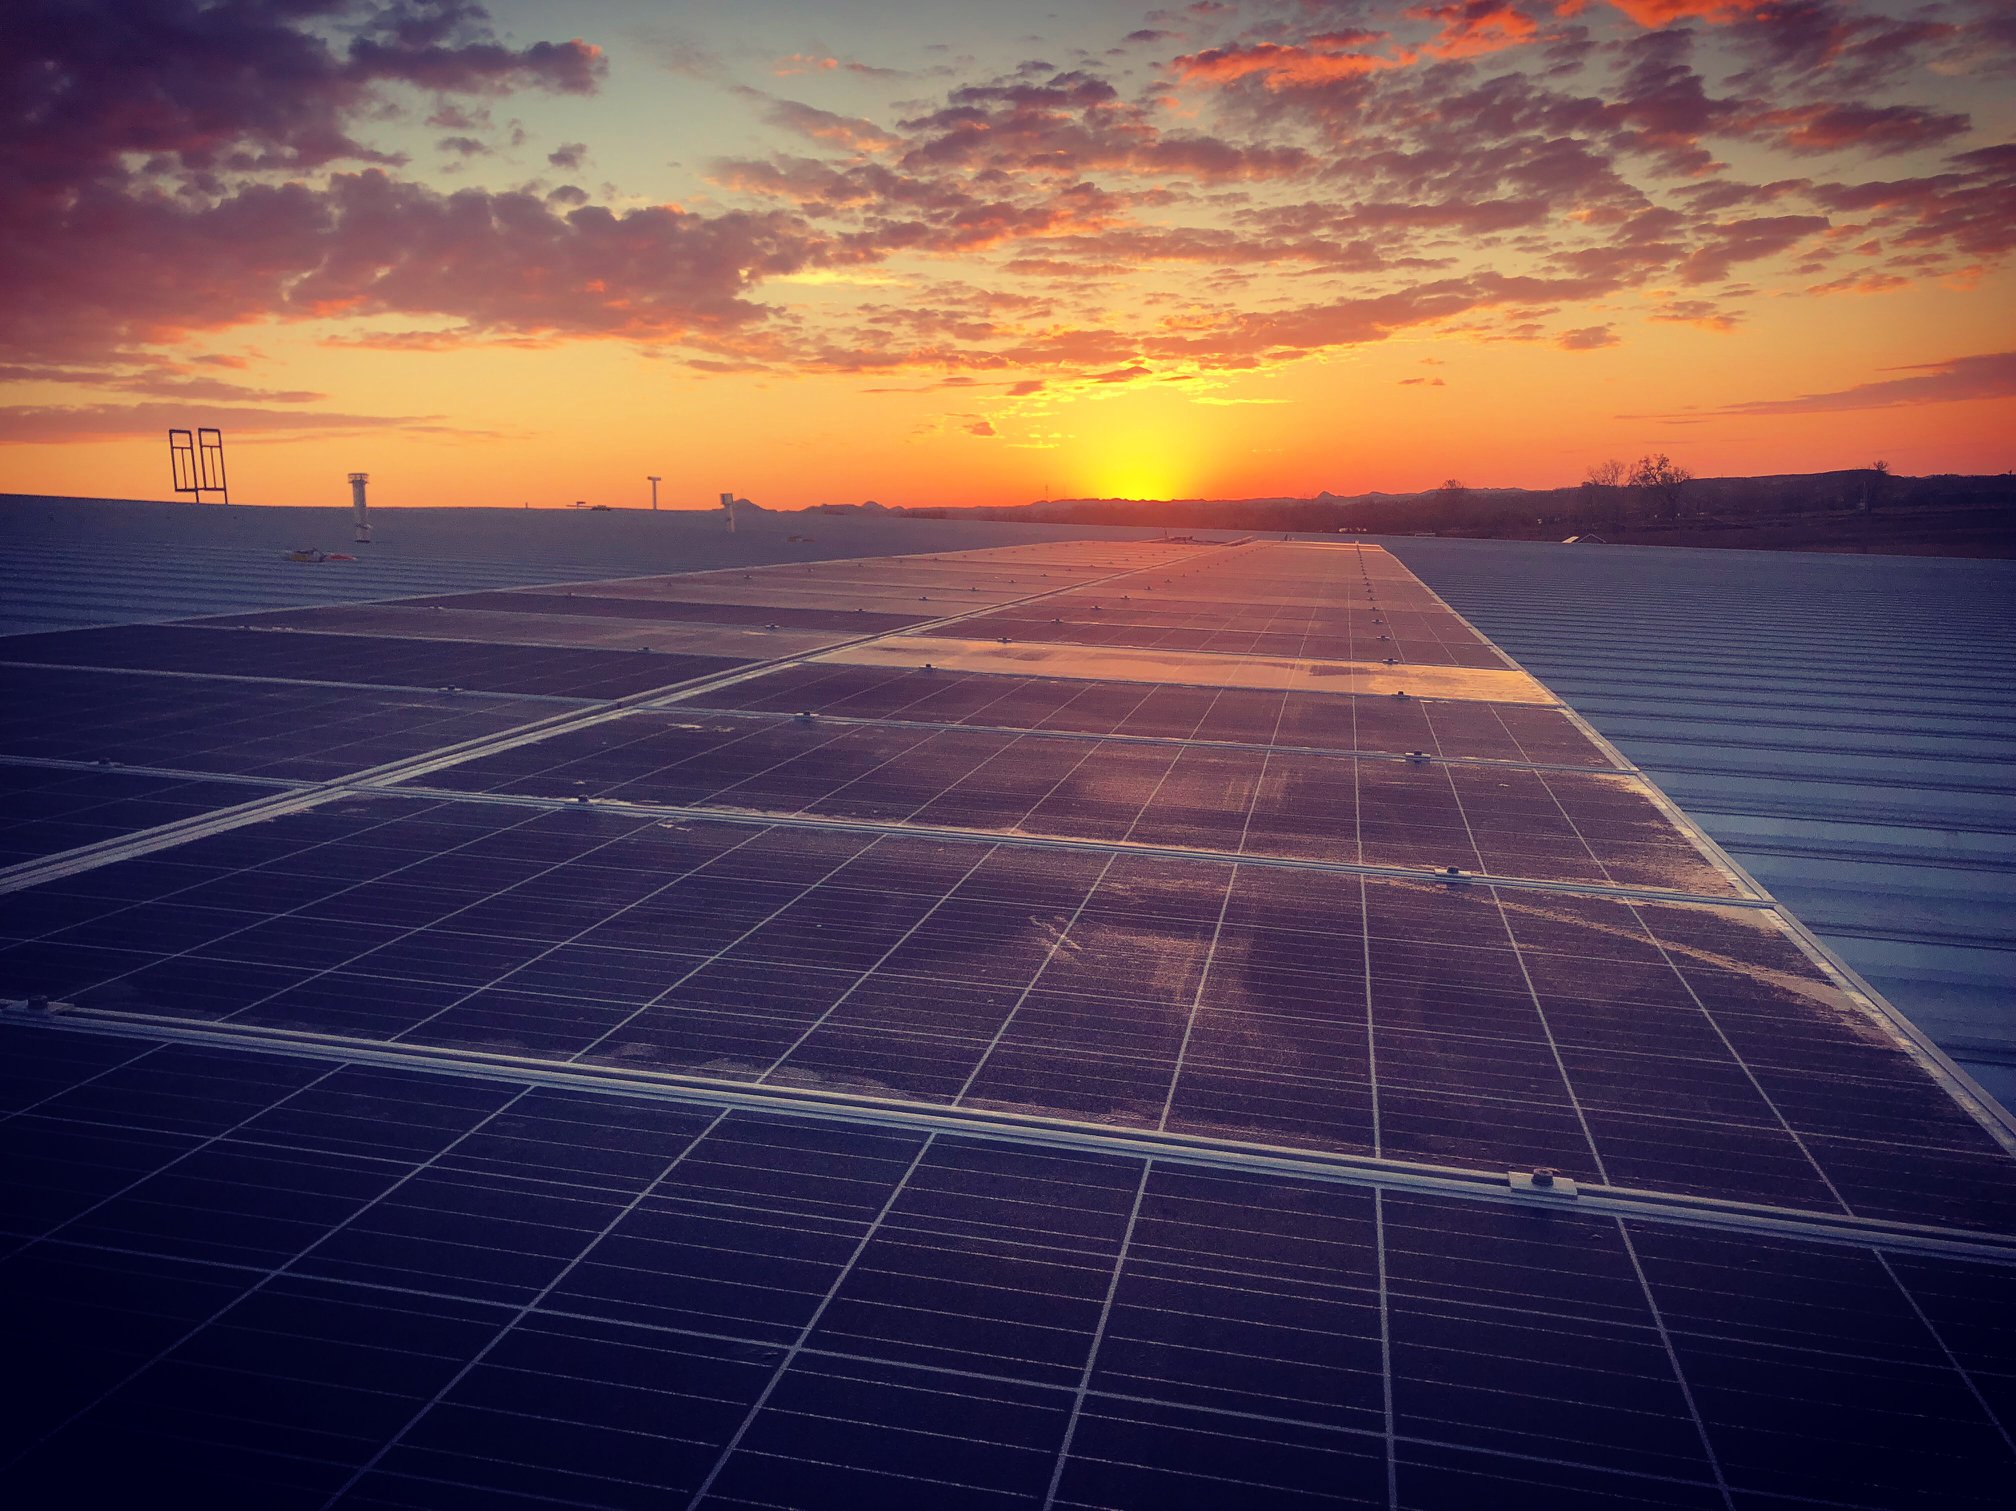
[1509,1168,1579,1199]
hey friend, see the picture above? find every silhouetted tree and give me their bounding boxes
[1584,458,1626,488]
[1627,453,1693,521]
[1860,459,1890,512]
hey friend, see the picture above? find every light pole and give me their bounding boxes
[647,475,661,512]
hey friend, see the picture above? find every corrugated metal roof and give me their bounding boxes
[0,495,1164,636]
[1389,535,2016,1113]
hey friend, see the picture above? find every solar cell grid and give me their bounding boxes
[1,625,743,699]
[0,664,572,778]
[2,1027,2011,1510]
[393,591,934,633]
[678,662,1614,766]
[0,763,275,868]
[401,709,1719,892]
[189,604,846,658]
[946,595,1505,668]
[824,633,1555,702]
[569,579,1031,612]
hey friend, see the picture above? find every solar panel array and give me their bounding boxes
[3,538,2013,1509]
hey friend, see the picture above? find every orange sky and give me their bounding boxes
[3,0,2012,507]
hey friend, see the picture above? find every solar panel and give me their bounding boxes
[0,624,749,699]
[3,538,2013,1506]
[0,764,277,867]
[0,665,571,776]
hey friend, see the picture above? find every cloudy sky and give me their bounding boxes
[3,0,2012,507]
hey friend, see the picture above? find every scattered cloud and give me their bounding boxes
[1,0,2008,414]
[1703,350,2016,416]
[0,401,467,443]
[1649,298,1745,330]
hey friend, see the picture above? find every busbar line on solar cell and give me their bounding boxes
[11,1014,2016,1273]
[0,545,1248,899]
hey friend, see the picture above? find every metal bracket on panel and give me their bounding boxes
[1509,1168,1579,1199]
[6,996,71,1014]
[1437,866,1469,883]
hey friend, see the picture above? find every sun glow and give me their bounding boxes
[1076,411,1212,501]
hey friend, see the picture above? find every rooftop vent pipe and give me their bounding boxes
[349,473,371,543]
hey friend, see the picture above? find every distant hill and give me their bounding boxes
[899,469,2016,556]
